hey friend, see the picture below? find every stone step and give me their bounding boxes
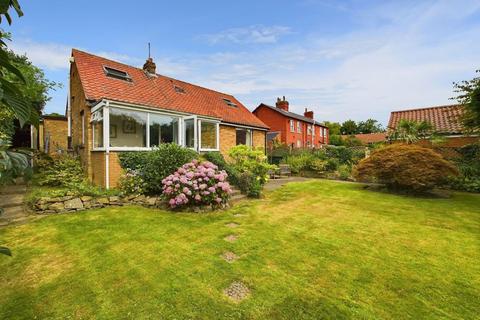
[0,185,27,195]
[1,205,27,220]
[0,194,24,208]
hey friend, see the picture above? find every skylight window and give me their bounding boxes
[223,98,237,107]
[174,85,186,94]
[104,66,131,81]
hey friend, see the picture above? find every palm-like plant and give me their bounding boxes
[389,119,434,144]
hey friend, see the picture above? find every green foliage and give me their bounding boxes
[354,144,458,192]
[357,119,384,134]
[227,145,275,197]
[337,164,352,180]
[328,134,343,146]
[36,153,84,187]
[203,151,239,186]
[119,144,197,194]
[452,69,480,132]
[448,143,480,192]
[236,172,262,198]
[0,246,11,256]
[340,120,357,135]
[324,158,339,171]
[388,119,433,144]
[118,169,146,195]
[322,121,341,135]
[0,138,31,185]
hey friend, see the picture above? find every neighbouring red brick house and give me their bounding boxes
[253,97,329,148]
[388,104,479,147]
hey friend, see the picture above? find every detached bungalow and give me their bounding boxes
[388,104,478,147]
[67,49,268,188]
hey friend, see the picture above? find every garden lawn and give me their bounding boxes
[1,180,479,319]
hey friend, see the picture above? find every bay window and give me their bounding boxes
[150,114,179,146]
[109,108,147,148]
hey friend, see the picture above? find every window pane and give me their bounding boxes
[150,114,179,146]
[184,119,195,148]
[93,119,103,148]
[201,121,217,149]
[109,108,147,147]
[236,128,251,146]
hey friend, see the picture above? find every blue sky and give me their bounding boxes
[4,0,480,125]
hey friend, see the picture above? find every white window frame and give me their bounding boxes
[198,119,220,152]
[297,121,301,133]
[91,109,105,151]
[307,125,312,136]
[290,119,295,133]
[235,128,253,147]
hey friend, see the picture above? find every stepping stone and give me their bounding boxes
[221,251,239,263]
[224,234,238,242]
[224,281,250,302]
[226,222,239,228]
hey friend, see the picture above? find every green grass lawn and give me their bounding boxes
[1,180,479,319]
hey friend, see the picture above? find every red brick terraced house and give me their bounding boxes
[67,49,268,188]
[388,104,479,147]
[253,97,329,148]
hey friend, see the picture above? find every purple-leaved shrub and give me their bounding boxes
[162,160,232,209]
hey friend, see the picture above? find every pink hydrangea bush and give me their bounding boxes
[162,160,232,209]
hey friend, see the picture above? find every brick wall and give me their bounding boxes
[108,152,123,188]
[70,62,93,181]
[42,117,68,154]
[90,151,105,186]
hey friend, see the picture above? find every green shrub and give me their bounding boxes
[237,172,262,198]
[118,169,146,195]
[36,154,84,187]
[119,144,197,194]
[448,143,480,192]
[228,145,275,197]
[325,158,339,171]
[203,151,240,186]
[354,144,458,192]
[337,164,351,180]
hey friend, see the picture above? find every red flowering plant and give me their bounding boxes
[161,160,232,209]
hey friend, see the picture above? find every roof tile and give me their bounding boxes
[72,49,268,129]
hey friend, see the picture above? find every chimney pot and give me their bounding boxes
[304,108,314,119]
[276,96,289,111]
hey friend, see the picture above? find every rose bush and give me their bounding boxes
[162,160,232,209]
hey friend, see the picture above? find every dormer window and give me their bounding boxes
[104,66,132,82]
[223,98,237,107]
[174,85,186,94]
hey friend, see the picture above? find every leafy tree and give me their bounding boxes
[341,120,357,135]
[357,119,384,134]
[452,69,480,132]
[322,121,341,135]
[388,119,433,144]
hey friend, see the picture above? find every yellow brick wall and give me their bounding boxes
[42,118,68,154]
[70,63,94,182]
[90,152,105,187]
[108,152,123,188]
[253,130,266,150]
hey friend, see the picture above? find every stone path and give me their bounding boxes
[0,183,33,227]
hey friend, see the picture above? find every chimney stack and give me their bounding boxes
[304,108,314,119]
[276,96,289,111]
[143,57,156,75]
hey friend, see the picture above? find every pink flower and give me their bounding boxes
[208,187,216,193]
[195,194,201,201]
[199,184,207,190]
[215,197,222,203]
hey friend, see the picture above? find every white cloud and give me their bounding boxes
[201,25,292,44]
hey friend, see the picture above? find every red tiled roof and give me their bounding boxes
[388,104,465,134]
[341,132,387,144]
[72,49,268,129]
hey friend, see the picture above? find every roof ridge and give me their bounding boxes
[390,104,461,113]
[72,48,236,98]
[259,103,325,125]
